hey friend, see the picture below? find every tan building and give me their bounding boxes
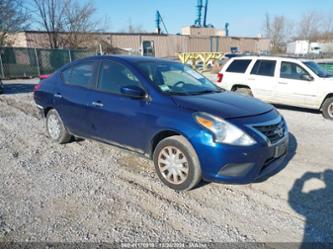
[181,26,225,37]
[7,31,270,58]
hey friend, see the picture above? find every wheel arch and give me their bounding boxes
[148,129,190,159]
[320,93,333,110]
[43,107,53,117]
[231,84,251,91]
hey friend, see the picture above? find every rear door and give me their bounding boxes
[274,61,318,108]
[246,59,277,102]
[86,60,148,152]
[54,60,99,137]
[221,59,252,90]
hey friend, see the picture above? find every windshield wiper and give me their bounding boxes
[188,90,221,95]
[165,91,190,96]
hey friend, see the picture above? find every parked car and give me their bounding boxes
[34,56,289,191]
[217,56,333,120]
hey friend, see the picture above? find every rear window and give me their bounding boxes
[251,60,276,77]
[62,61,98,88]
[226,59,252,73]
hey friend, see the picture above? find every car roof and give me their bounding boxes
[230,55,314,62]
[79,55,175,64]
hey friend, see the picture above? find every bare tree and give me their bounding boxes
[263,13,272,39]
[61,1,101,48]
[0,0,29,47]
[30,0,68,48]
[297,11,321,41]
[30,0,103,48]
[321,11,333,41]
[263,13,293,53]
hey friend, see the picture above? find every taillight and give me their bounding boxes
[217,73,223,83]
[39,74,50,80]
[34,83,41,92]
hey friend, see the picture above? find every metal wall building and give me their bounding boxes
[9,31,270,58]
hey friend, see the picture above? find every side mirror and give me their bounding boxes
[301,74,314,81]
[120,85,147,99]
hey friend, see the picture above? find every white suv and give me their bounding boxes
[217,56,333,120]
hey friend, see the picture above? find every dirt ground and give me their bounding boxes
[0,79,332,243]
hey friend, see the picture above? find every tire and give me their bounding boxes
[46,109,72,144]
[234,87,253,96]
[322,97,333,120]
[0,80,3,94]
[153,135,202,191]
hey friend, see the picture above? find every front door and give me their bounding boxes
[274,61,318,108]
[86,60,149,152]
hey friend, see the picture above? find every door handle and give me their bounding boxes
[278,82,288,85]
[247,78,255,81]
[54,93,62,98]
[92,101,104,107]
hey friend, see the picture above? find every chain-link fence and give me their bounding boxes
[0,47,96,79]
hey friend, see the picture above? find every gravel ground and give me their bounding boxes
[0,79,332,243]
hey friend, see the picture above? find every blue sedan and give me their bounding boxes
[34,55,289,191]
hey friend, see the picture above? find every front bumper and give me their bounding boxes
[191,110,289,184]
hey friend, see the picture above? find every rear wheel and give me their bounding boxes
[46,109,72,144]
[233,86,253,96]
[153,135,202,191]
[0,79,3,94]
[322,97,333,120]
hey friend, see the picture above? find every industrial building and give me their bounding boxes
[7,30,270,58]
[5,0,270,58]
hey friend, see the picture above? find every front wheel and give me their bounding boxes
[46,109,72,144]
[322,97,333,120]
[153,135,202,191]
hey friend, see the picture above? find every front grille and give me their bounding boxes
[253,118,286,144]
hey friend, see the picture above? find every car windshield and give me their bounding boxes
[136,61,221,95]
[303,61,333,78]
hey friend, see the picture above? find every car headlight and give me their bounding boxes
[194,112,256,146]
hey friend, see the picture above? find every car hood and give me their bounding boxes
[322,77,333,81]
[172,91,274,119]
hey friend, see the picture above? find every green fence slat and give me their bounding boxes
[0,47,96,78]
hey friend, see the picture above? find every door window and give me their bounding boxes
[62,61,98,88]
[251,60,276,77]
[280,62,310,80]
[226,59,252,73]
[98,61,141,94]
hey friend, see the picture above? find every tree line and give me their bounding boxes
[263,11,333,53]
[1,0,333,52]
[0,0,144,49]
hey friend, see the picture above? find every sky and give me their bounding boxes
[92,0,333,37]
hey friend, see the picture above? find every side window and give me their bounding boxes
[280,62,310,80]
[62,61,98,88]
[62,68,72,84]
[98,61,141,94]
[251,60,276,77]
[226,59,252,73]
